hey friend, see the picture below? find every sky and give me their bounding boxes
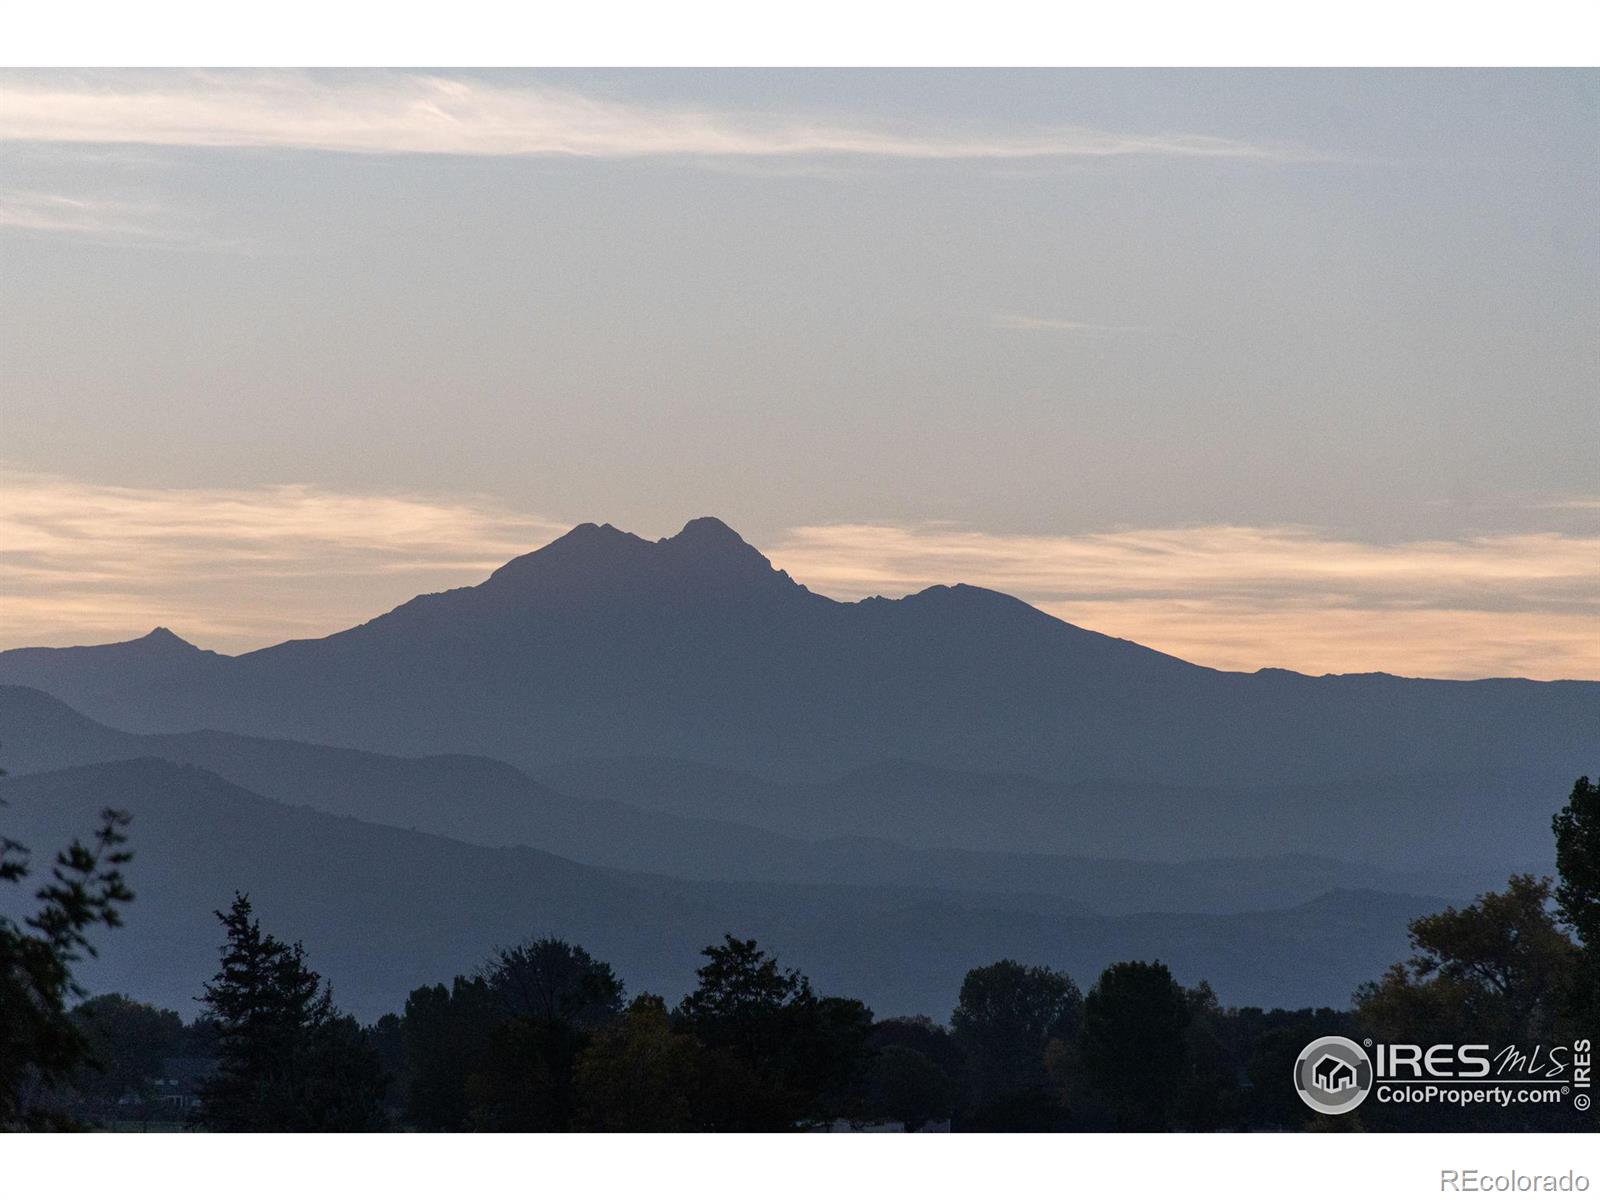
[1,69,1596,678]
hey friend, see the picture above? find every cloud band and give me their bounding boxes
[2,475,1594,680]
[0,72,1302,162]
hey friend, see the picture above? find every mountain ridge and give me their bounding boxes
[0,683,1552,883]
[0,518,1591,815]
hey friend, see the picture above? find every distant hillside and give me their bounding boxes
[0,758,1441,1018]
[0,685,1493,911]
[529,752,1553,874]
[0,520,1590,870]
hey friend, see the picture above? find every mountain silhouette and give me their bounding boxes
[0,518,1592,853]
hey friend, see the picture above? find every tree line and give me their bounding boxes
[4,775,1597,1132]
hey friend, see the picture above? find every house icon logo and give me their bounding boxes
[1313,1054,1357,1093]
[1294,1036,1373,1115]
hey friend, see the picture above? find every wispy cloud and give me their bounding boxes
[0,72,1310,163]
[991,313,1146,334]
[769,521,1600,611]
[0,189,171,240]
[3,475,1593,679]
[767,520,1600,680]
[0,474,566,651]
[0,186,246,250]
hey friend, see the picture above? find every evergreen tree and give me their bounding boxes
[197,894,387,1131]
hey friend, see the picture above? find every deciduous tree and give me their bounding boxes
[1080,960,1191,1130]
[951,959,1080,1124]
[0,757,132,1130]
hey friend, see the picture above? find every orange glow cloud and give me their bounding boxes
[769,522,1600,680]
[0,474,565,650]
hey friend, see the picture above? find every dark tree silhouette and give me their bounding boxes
[677,934,870,1129]
[1554,776,1600,1039]
[1344,780,1600,1131]
[871,1015,966,1076]
[68,994,185,1123]
[482,935,624,1028]
[197,893,386,1131]
[0,755,132,1130]
[1554,777,1600,952]
[397,976,495,1130]
[573,994,699,1131]
[1173,981,1242,1131]
[863,1044,956,1131]
[677,934,812,1130]
[1242,1009,1359,1130]
[679,936,810,1032]
[391,939,625,1131]
[1358,875,1577,1048]
[465,937,626,1130]
[14,777,1592,1134]
[951,961,1080,1083]
[790,994,875,1123]
[1081,960,1191,1131]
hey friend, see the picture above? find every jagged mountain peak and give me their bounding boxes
[655,516,786,577]
[472,516,809,606]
